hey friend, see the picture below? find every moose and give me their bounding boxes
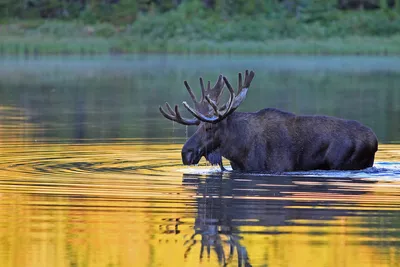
[159,70,378,172]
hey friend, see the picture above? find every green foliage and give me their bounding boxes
[0,0,22,19]
[113,0,137,24]
[321,11,400,37]
[80,0,137,24]
[1,0,400,55]
[2,33,400,55]
[381,0,388,10]
[130,5,400,42]
[0,0,399,22]
[35,20,83,37]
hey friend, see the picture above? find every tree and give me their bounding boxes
[395,0,400,11]
[113,0,137,23]
[381,0,388,9]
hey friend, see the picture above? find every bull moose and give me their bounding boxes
[159,70,378,172]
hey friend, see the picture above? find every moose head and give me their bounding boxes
[159,70,255,170]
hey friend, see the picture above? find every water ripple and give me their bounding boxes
[0,142,182,176]
[0,140,399,267]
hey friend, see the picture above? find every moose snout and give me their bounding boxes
[182,148,203,165]
[182,149,193,165]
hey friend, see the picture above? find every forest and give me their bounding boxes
[1,0,400,54]
[0,0,399,21]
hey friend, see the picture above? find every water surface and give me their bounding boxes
[0,55,399,267]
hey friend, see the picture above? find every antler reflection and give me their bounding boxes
[184,218,251,266]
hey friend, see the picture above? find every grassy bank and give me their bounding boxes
[2,34,400,55]
[2,2,400,55]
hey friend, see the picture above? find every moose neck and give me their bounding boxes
[218,112,254,169]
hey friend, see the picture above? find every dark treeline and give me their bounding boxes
[1,0,400,24]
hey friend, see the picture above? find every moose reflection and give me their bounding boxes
[159,70,378,172]
[181,172,376,266]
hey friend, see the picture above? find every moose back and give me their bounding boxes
[159,70,378,172]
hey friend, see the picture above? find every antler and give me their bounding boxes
[159,70,254,125]
[185,74,225,114]
[159,102,199,126]
[183,70,255,124]
[159,74,225,125]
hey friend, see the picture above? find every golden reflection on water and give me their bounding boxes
[0,108,400,267]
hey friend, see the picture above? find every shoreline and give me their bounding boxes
[1,35,400,56]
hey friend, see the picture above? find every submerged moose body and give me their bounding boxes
[159,70,378,172]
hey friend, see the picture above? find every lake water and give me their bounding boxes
[0,55,399,267]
